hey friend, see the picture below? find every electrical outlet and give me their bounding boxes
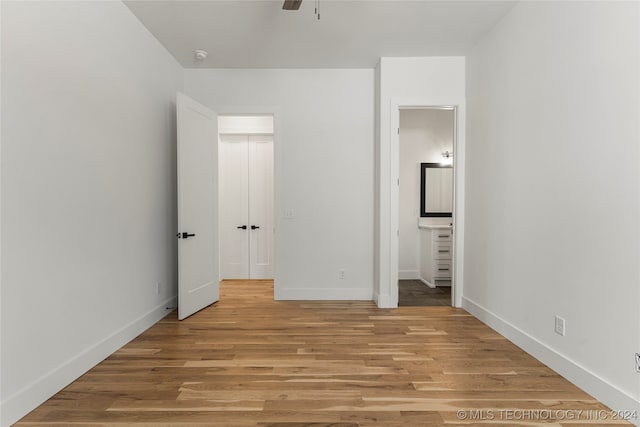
[155,282,161,295]
[554,316,565,336]
[338,269,345,279]
[635,353,640,373]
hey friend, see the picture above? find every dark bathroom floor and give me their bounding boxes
[398,279,451,306]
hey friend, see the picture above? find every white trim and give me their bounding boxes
[398,269,419,280]
[419,277,436,288]
[463,296,640,427]
[374,291,394,308]
[275,288,373,301]
[0,297,176,427]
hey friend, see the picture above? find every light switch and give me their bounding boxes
[284,209,295,219]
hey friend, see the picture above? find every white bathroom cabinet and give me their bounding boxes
[419,225,453,287]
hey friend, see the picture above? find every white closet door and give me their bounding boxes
[249,135,274,279]
[220,134,249,279]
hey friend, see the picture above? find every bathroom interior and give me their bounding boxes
[398,107,455,307]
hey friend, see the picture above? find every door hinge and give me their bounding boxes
[398,127,400,135]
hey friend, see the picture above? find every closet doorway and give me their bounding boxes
[219,115,274,280]
[397,107,455,307]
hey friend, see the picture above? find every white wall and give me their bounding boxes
[398,109,453,279]
[465,0,640,420]
[218,115,274,135]
[1,2,183,425]
[184,69,374,300]
[0,2,4,420]
[375,57,466,307]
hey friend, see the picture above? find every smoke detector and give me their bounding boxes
[194,50,208,61]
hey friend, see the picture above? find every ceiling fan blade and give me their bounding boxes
[282,0,302,10]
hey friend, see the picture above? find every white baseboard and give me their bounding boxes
[419,277,436,288]
[375,291,395,308]
[1,297,177,427]
[373,290,381,306]
[398,270,419,280]
[275,287,373,301]
[462,296,640,427]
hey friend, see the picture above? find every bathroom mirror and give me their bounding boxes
[420,163,453,217]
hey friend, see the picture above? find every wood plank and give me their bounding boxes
[14,280,632,426]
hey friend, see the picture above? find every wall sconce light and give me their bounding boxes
[441,151,453,165]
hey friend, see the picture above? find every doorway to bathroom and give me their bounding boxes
[397,107,455,306]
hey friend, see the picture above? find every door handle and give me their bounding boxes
[181,232,196,239]
[251,225,260,230]
[237,225,247,230]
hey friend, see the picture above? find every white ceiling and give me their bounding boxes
[124,0,517,68]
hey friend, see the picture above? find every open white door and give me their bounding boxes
[176,93,219,320]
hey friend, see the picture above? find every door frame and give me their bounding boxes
[218,132,274,280]
[386,99,466,308]
[215,107,280,292]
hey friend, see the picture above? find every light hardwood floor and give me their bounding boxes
[16,280,629,426]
